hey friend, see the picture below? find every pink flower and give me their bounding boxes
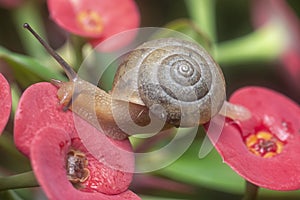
[251,0,300,90]
[206,86,300,190]
[0,73,11,134]
[14,82,140,199]
[47,0,140,51]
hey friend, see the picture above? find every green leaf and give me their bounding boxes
[12,0,48,59]
[215,23,284,66]
[0,46,66,88]
[0,190,24,200]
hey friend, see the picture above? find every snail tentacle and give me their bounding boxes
[23,23,78,81]
[219,101,252,121]
[50,79,63,87]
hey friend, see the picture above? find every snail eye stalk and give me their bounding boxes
[23,23,77,81]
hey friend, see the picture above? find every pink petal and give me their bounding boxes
[0,73,11,134]
[30,126,140,200]
[47,0,140,38]
[208,87,300,190]
[14,82,75,156]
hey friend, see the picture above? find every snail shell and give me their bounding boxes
[111,38,226,127]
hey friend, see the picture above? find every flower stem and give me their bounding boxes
[242,181,259,200]
[70,35,86,70]
[0,171,39,191]
[11,83,21,115]
[185,0,217,43]
[216,23,286,66]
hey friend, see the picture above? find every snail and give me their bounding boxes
[23,23,251,140]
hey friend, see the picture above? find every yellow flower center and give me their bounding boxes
[77,10,103,34]
[245,131,284,158]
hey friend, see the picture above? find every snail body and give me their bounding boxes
[24,23,249,140]
[56,79,154,140]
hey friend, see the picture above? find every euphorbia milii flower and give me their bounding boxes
[206,87,300,190]
[0,73,11,134]
[47,0,140,51]
[14,82,140,199]
[251,0,300,90]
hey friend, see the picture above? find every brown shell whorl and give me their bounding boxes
[114,38,226,127]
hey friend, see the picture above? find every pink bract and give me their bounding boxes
[31,127,140,199]
[207,87,300,190]
[47,0,140,39]
[251,0,300,90]
[0,73,11,134]
[14,82,140,199]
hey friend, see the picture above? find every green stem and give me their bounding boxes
[0,171,39,191]
[185,0,217,43]
[10,83,21,115]
[11,0,47,59]
[242,181,259,200]
[70,35,86,70]
[215,23,286,66]
[0,190,24,200]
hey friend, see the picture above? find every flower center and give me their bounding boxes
[77,10,103,34]
[66,149,90,183]
[245,131,284,158]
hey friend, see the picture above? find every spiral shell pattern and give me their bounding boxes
[113,38,226,127]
